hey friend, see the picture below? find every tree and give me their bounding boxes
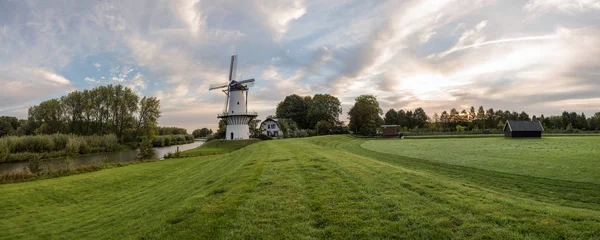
[432,113,439,123]
[477,106,485,129]
[0,116,19,130]
[214,119,227,139]
[29,99,64,134]
[0,120,14,137]
[485,108,495,129]
[397,110,408,127]
[137,96,161,141]
[405,110,414,129]
[136,96,161,159]
[276,94,310,129]
[518,111,530,121]
[348,95,383,135]
[448,108,459,123]
[440,111,449,130]
[249,119,261,137]
[307,94,342,128]
[384,109,398,125]
[589,112,600,130]
[412,107,429,129]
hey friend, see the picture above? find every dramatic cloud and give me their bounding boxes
[0,0,599,131]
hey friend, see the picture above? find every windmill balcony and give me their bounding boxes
[217,111,258,118]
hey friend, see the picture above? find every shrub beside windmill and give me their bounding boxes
[209,55,258,140]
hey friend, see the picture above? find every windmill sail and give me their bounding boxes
[229,55,238,82]
[209,82,229,90]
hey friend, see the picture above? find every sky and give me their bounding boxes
[1,0,599,131]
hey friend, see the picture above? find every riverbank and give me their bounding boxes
[0,138,261,184]
[0,134,195,163]
[0,140,204,183]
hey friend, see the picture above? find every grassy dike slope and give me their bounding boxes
[1,136,599,239]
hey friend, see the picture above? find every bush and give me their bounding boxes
[27,156,44,174]
[50,134,69,150]
[152,137,164,147]
[291,129,310,138]
[258,134,273,140]
[176,135,185,144]
[185,134,194,142]
[206,134,221,142]
[78,138,89,154]
[101,134,119,151]
[0,141,8,162]
[6,152,39,163]
[138,137,156,160]
[66,137,82,156]
[315,120,333,135]
[2,134,119,155]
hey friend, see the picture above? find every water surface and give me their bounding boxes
[0,140,204,175]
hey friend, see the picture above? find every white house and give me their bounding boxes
[260,117,281,137]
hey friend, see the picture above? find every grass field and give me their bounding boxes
[362,136,600,183]
[1,136,599,239]
[178,139,260,157]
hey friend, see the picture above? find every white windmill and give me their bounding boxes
[209,55,258,140]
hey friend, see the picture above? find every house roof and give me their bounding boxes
[504,120,544,132]
[262,117,280,123]
[260,117,281,129]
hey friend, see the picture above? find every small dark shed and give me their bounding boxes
[503,120,544,138]
[381,125,399,138]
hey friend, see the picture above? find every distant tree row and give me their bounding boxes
[383,108,429,129]
[192,128,213,138]
[381,105,600,132]
[0,85,161,144]
[157,127,188,135]
[346,96,600,135]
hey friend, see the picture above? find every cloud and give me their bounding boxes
[33,68,71,85]
[524,0,600,14]
[257,0,307,39]
[434,35,559,58]
[84,77,101,84]
[1,0,600,130]
[0,67,73,113]
[94,62,101,71]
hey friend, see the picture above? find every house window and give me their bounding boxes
[237,102,239,105]
[268,124,271,129]
[232,110,234,113]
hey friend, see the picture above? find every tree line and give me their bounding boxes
[346,95,600,135]
[430,106,600,132]
[192,128,213,138]
[0,84,162,145]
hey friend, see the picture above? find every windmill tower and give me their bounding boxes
[209,55,258,140]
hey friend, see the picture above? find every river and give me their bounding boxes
[0,140,205,175]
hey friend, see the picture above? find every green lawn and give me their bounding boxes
[1,136,599,239]
[178,139,260,157]
[362,136,600,183]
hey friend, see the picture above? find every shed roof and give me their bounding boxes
[504,120,544,132]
